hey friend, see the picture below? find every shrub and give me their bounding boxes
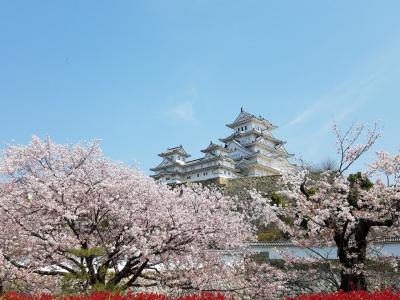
[0,292,233,300]
[286,290,400,300]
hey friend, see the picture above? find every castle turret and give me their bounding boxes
[158,145,190,163]
[150,145,190,183]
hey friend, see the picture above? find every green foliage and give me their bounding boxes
[347,172,373,208]
[60,246,110,294]
[270,192,287,206]
[67,246,106,258]
[257,225,286,241]
[59,268,122,294]
[60,272,89,294]
[307,187,318,196]
[90,283,124,293]
[348,172,373,190]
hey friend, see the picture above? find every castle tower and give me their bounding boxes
[219,108,293,176]
[151,109,294,184]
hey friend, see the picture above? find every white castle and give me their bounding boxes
[151,108,294,184]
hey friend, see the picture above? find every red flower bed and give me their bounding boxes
[286,290,400,300]
[1,292,233,300]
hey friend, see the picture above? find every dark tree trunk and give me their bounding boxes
[339,270,367,291]
[334,221,370,292]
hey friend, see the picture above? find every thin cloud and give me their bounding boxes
[168,101,199,124]
[164,86,201,125]
[285,103,321,127]
[284,45,398,163]
[285,69,382,129]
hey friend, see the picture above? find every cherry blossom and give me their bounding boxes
[252,123,400,292]
[0,136,285,298]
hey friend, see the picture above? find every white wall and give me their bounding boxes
[234,121,267,133]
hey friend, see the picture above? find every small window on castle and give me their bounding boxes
[197,174,200,177]
[245,126,247,130]
[166,177,170,180]
[187,176,191,179]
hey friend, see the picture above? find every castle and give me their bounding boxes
[151,108,294,184]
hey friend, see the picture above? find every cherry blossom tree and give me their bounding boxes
[253,123,400,292]
[368,150,400,186]
[0,136,286,297]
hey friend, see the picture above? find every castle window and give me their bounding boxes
[166,177,170,180]
[197,174,200,177]
[245,126,247,130]
[187,176,191,179]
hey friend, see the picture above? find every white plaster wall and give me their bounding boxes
[184,167,238,182]
[228,148,250,160]
[235,121,266,133]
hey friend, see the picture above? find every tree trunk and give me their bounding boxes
[339,270,367,291]
[335,221,370,292]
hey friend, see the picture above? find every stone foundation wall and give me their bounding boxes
[198,175,281,199]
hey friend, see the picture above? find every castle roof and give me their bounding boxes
[219,128,284,144]
[150,159,184,171]
[226,108,277,129]
[236,159,281,175]
[158,145,191,158]
[245,140,294,158]
[200,141,228,153]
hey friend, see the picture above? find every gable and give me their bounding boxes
[231,111,254,125]
[226,140,254,159]
[203,152,216,159]
[255,136,276,148]
[154,158,175,169]
[276,144,289,154]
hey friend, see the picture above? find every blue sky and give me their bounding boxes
[1,1,399,174]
